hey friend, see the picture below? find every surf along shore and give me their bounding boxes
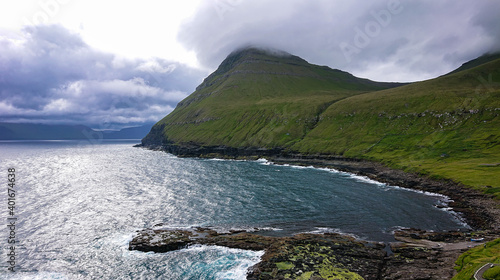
[131,144,500,279]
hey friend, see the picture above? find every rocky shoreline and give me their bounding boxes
[128,226,499,279]
[135,143,500,279]
[139,143,500,231]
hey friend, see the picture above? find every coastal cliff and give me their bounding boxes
[142,48,500,201]
[139,48,500,279]
[141,47,500,229]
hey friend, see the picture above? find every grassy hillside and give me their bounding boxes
[144,48,500,197]
[144,48,401,148]
[446,52,500,76]
[453,238,500,280]
[294,58,500,196]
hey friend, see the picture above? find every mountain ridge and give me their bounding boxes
[143,47,500,197]
[0,123,153,140]
[144,47,404,148]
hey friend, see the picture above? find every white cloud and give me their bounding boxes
[179,0,500,82]
[0,25,204,128]
[136,61,177,74]
[1,0,499,128]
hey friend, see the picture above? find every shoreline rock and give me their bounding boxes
[128,227,499,279]
[134,143,500,279]
[139,143,500,232]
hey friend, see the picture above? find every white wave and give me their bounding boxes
[261,160,388,187]
[215,258,260,280]
[443,209,471,229]
[180,245,265,280]
[151,224,203,231]
[246,226,283,232]
[386,226,411,235]
[205,225,283,234]
[287,164,315,170]
[382,184,450,199]
[345,173,387,186]
[256,158,272,165]
[302,227,360,239]
[265,161,453,204]
[108,231,138,247]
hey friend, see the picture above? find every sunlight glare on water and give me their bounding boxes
[0,140,467,279]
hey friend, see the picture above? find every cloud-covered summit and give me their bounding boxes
[179,0,500,82]
[1,1,499,128]
[0,25,205,129]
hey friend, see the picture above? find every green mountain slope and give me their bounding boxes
[446,52,500,76]
[143,48,402,148]
[294,58,500,192]
[144,48,500,196]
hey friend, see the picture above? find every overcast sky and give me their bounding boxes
[1,0,499,129]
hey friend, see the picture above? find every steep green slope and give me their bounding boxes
[295,58,500,194]
[144,48,500,196]
[143,48,401,148]
[446,52,500,76]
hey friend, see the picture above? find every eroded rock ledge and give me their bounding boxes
[128,227,499,280]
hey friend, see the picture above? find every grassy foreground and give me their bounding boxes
[453,238,500,280]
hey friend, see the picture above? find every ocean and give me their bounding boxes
[0,140,468,279]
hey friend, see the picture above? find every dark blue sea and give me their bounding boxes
[0,140,468,279]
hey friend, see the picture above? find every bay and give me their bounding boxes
[0,140,468,279]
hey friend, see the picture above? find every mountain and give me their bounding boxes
[293,57,500,191]
[143,47,403,148]
[445,52,500,76]
[143,47,500,195]
[102,124,154,139]
[0,123,153,140]
[0,123,96,140]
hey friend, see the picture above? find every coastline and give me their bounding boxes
[128,226,499,279]
[133,143,500,279]
[139,143,500,232]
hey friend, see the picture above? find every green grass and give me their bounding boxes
[453,238,500,280]
[276,261,294,270]
[145,48,500,198]
[483,265,500,280]
[147,48,399,148]
[273,243,364,280]
[293,58,500,198]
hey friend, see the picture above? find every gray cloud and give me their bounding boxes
[179,0,500,82]
[0,25,206,129]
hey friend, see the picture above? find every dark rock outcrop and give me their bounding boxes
[129,227,499,279]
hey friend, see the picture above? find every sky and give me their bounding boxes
[0,0,499,129]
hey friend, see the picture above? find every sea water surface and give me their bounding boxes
[0,140,468,279]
